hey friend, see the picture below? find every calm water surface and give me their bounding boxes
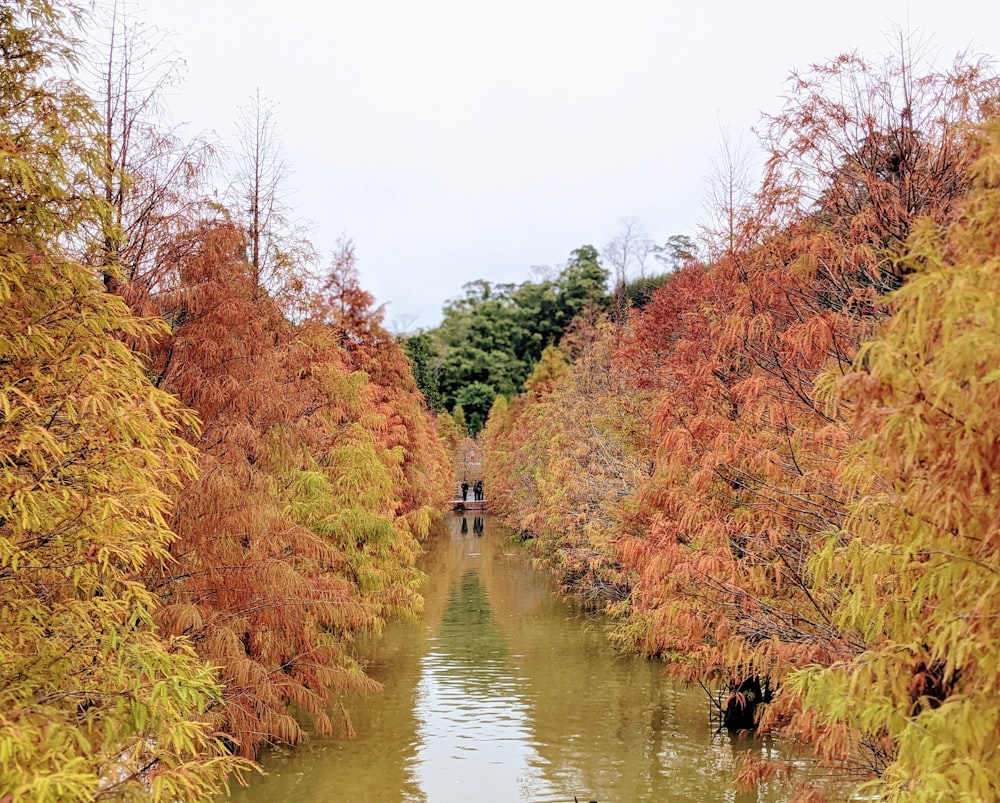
[227,515,791,803]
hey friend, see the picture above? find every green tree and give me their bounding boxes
[403,330,443,410]
[622,273,671,310]
[557,245,610,324]
[454,381,498,436]
[430,247,610,415]
[652,234,697,271]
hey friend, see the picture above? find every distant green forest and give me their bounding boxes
[405,238,693,433]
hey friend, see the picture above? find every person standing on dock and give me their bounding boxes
[461,481,469,501]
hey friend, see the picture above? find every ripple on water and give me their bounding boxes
[225,518,837,803]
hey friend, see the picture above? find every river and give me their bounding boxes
[226,514,792,802]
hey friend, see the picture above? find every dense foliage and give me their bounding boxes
[482,43,1000,800]
[405,245,609,433]
[0,2,245,798]
[7,1,1000,799]
[791,118,1000,799]
[0,0,451,798]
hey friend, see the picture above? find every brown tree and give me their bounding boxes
[144,222,378,755]
[229,89,313,301]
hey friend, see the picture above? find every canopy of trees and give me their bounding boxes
[7,1,1000,800]
[405,246,609,434]
[482,41,1000,800]
[1,1,452,798]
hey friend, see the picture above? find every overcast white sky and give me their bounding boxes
[133,0,997,330]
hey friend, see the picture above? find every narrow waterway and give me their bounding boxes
[227,515,789,802]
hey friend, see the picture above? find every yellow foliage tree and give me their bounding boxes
[0,242,246,802]
[792,119,1000,799]
[0,2,247,798]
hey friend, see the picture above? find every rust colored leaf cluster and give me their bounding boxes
[0,3,453,794]
[482,43,1000,799]
[129,223,452,757]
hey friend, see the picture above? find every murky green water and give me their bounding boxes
[226,515,792,803]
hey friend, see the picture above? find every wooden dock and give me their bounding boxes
[451,499,487,512]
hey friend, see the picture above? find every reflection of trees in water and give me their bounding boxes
[227,592,430,802]
[480,516,784,802]
[487,564,673,799]
[435,571,508,685]
[231,514,787,802]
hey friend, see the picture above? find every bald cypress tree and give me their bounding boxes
[0,2,246,797]
[793,119,1000,800]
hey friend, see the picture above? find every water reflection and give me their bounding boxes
[414,568,548,801]
[227,515,790,803]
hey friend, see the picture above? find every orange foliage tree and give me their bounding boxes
[1,2,246,797]
[313,239,453,527]
[142,222,449,756]
[2,0,454,784]
[482,41,1000,792]
[482,328,650,609]
[615,43,999,749]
